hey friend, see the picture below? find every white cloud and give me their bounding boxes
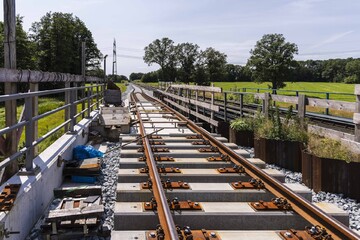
[310,30,354,49]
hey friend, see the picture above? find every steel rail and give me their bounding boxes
[137,86,360,240]
[131,91,179,240]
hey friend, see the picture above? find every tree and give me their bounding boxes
[129,72,144,81]
[143,38,177,81]
[176,43,199,83]
[30,12,102,75]
[321,58,347,82]
[202,47,227,82]
[141,71,159,83]
[247,33,298,90]
[344,59,360,83]
[0,16,37,70]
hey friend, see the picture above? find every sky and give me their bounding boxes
[1,0,360,77]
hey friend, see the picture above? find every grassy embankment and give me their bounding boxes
[0,82,128,160]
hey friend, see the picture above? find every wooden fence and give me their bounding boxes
[155,83,360,143]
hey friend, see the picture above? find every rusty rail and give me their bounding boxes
[137,86,359,240]
[131,91,179,240]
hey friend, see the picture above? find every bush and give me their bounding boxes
[231,110,265,132]
[255,106,308,143]
[230,118,253,131]
[344,75,359,84]
[141,71,158,83]
[307,135,359,162]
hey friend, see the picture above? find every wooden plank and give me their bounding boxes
[159,90,219,111]
[63,200,74,210]
[170,84,222,93]
[254,93,265,100]
[271,95,298,104]
[307,98,355,112]
[47,204,103,221]
[354,113,360,124]
[355,85,360,95]
[54,186,102,198]
[164,98,218,127]
[298,94,306,120]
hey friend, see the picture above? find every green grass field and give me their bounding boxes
[213,82,356,102]
[142,81,356,101]
[141,81,356,118]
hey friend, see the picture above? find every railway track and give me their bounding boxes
[112,85,358,239]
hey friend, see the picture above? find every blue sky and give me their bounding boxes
[1,0,360,77]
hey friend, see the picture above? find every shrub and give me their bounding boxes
[307,134,359,162]
[231,109,265,132]
[255,106,308,143]
[230,117,253,131]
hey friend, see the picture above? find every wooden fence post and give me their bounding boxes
[2,0,18,182]
[298,94,306,123]
[263,93,270,118]
[354,85,360,142]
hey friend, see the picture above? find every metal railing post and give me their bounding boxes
[24,96,34,171]
[69,83,77,133]
[325,92,330,115]
[87,85,92,118]
[96,81,100,110]
[64,82,71,132]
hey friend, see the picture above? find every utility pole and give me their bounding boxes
[104,54,108,82]
[2,0,18,182]
[112,39,117,77]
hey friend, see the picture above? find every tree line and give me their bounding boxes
[139,35,360,89]
[0,12,102,92]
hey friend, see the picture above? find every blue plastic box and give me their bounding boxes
[71,175,97,183]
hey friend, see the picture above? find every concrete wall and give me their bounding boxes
[0,111,99,240]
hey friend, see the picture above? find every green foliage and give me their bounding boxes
[255,106,308,143]
[176,43,199,83]
[143,38,177,81]
[141,71,159,82]
[108,74,128,82]
[129,72,144,81]
[307,135,359,162]
[230,118,254,131]
[201,47,227,82]
[0,16,37,69]
[247,33,298,89]
[225,64,252,82]
[344,75,359,84]
[30,12,102,75]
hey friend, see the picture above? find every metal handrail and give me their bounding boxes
[0,82,105,173]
